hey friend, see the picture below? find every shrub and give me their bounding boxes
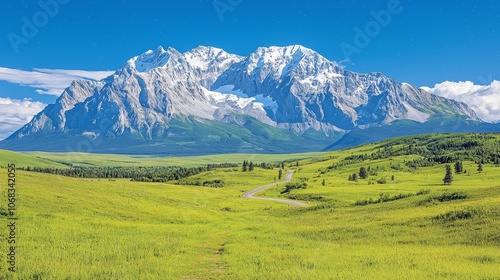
[285,193,329,202]
[280,182,307,194]
[0,207,8,217]
[416,189,430,195]
[359,167,368,179]
[434,192,468,202]
[417,191,468,206]
[433,207,486,222]
[354,192,414,206]
[177,179,201,186]
[202,180,225,188]
[377,177,387,184]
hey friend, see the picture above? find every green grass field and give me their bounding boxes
[0,134,499,279]
[0,150,68,168]
[22,151,322,167]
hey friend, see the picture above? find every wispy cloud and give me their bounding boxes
[422,80,500,123]
[0,97,47,140]
[0,67,114,96]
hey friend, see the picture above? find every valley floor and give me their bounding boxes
[0,165,498,279]
[0,134,499,279]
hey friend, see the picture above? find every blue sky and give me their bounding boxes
[0,0,499,138]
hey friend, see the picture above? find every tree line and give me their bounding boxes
[18,163,238,182]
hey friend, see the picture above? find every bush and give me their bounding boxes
[433,207,486,222]
[354,192,414,206]
[377,177,387,184]
[417,191,468,205]
[0,207,8,217]
[354,189,431,206]
[202,180,225,188]
[434,191,468,202]
[285,193,329,202]
[177,179,201,186]
[280,182,307,194]
[416,189,430,195]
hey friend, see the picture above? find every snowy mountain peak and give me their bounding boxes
[126,46,182,72]
[183,46,244,88]
[241,45,338,79]
[2,44,483,155]
[256,45,316,57]
[190,45,225,56]
[183,46,243,71]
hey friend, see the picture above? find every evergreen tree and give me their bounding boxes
[443,165,453,185]
[281,162,285,169]
[296,161,299,167]
[391,175,395,181]
[454,161,463,174]
[477,162,483,173]
[249,161,254,172]
[348,174,353,181]
[242,160,248,172]
[352,173,358,182]
[322,179,326,186]
[278,169,283,180]
[359,167,368,179]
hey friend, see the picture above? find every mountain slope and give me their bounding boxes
[325,116,500,151]
[0,45,484,155]
[212,45,479,131]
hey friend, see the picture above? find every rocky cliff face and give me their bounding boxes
[213,45,478,131]
[3,45,480,154]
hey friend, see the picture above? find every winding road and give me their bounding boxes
[242,170,309,207]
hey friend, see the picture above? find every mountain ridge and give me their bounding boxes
[0,45,487,155]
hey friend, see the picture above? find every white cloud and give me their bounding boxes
[0,67,114,96]
[422,80,500,123]
[0,97,47,140]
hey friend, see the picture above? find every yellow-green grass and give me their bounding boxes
[1,157,499,279]
[0,150,68,168]
[0,167,500,279]
[24,151,322,167]
[265,156,498,202]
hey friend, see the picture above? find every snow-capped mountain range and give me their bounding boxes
[0,45,484,154]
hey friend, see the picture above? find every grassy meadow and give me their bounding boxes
[0,133,499,279]
[23,151,321,167]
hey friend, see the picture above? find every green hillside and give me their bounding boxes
[0,133,499,279]
[0,150,68,168]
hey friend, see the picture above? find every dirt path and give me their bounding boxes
[242,170,309,207]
